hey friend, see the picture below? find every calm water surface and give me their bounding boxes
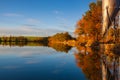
[0,46,86,80]
[0,43,120,80]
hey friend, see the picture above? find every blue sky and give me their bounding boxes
[0,0,96,36]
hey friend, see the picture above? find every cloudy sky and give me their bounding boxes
[0,0,96,36]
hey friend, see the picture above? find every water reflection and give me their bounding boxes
[101,44,120,80]
[0,43,85,80]
[0,41,48,47]
[48,43,72,53]
[74,46,102,80]
[74,43,120,80]
[0,42,119,80]
[0,42,72,53]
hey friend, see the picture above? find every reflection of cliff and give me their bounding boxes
[101,55,120,80]
[48,43,72,53]
[74,47,102,80]
[101,44,120,80]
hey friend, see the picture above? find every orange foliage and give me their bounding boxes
[74,47,102,80]
[75,1,102,41]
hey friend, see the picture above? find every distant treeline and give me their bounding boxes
[0,32,75,43]
[0,36,49,47]
[0,32,74,53]
[0,32,75,47]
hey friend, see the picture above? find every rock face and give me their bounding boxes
[102,0,120,35]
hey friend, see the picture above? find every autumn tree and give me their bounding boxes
[49,32,73,42]
[75,1,102,41]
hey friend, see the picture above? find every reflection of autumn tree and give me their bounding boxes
[48,43,72,53]
[74,47,102,80]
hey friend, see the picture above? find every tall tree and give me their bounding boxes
[75,1,102,41]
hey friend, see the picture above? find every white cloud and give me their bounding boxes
[55,16,75,32]
[27,18,40,23]
[0,26,64,37]
[3,13,22,17]
[53,10,63,15]
[56,16,68,23]
[53,10,59,14]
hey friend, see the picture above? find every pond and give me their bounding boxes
[0,43,119,80]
